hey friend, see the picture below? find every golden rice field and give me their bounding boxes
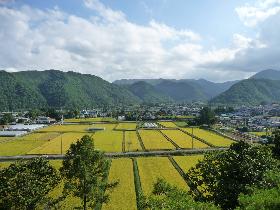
[27,133,89,154]
[39,124,92,133]
[125,131,142,151]
[250,131,272,136]
[93,130,123,152]
[102,158,137,210]
[64,117,116,123]
[0,132,58,156]
[139,130,175,150]
[137,157,187,195]
[158,121,177,128]
[183,128,234,147]
[173,155,204,173]
[115,122,137,130]
[161,130,208,149]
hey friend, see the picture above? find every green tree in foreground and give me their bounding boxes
[0,158,60,210]
[0,113,14,125]
[60,135,118,210]
[142,178,218,210]
[237,168,280,210]
[272,129,280,158]
[187,141,276,210]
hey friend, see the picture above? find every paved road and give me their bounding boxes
[0,147,228,162]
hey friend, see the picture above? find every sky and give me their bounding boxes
[0,0,280,82]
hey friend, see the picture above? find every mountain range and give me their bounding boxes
[0,69,280,111]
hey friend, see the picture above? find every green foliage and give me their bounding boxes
[60,135,118,209]
[142,178,219,210]
[211,79,280,105]
[0,70,140,111]
[187,141,276,209]
[0,158,60,210]
[237,168,280,210]
[197,107,216,125]
[0,113,14,125]
[272,129,280,158]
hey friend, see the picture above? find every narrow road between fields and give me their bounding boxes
[0,147,228,162]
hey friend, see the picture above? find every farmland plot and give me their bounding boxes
[158,121,177,128]
[115,123,137,130]
[173,155,204,173]
[161,130,208,149]
[139,130,175,150]
[93,130,123,152]
[137,157,187,195]
[183,128,234,147]
[125,131,142,151]
[27,133,87,154]
[102,158,137,210]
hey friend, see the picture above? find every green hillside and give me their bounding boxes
[211,79,280,105]
[0,70,140,111]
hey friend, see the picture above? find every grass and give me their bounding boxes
[174,121,188,127]
[173,155,204,173]
[27,133,88,154]
[183,128,234,147]
[0,133,55,156]
[102,158,137,210]
[93,130,123,152]
[115,123,137,130]
[38,124,92,133]
[161,130,209,149]
[137,157,187,195]
[158,121,177,128]
[125,131,142,152]
[250,131,272,137]
[139,130,175,150]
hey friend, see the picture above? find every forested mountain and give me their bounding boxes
[0,70,140,111]
[211,79,280,105]
[250,69,280,80]
[116,78,237,102]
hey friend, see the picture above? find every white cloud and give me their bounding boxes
[0,0,280,82]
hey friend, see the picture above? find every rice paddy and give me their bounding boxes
[137,157,187,195]
[173,155,204,173]
[183,128,235,147]
[102,158,137,210]
[139,130,175,150]
[125,131,142,151]
[115,122,137,130]
[158,121,177,128]
[161,130,209,149]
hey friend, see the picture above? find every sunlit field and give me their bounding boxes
[93,130,123,152]
[158,121,178,128]
[173,155,204,173]
[161,130,208,149]
[137,157,187,195]
[183,128,234,147]
[139,130,175,150]
[115,122,137,130]
[125,131,142,151]
[64,117,116,123]
[102,158,137,210]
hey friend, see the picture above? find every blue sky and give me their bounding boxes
[1,0,280,82]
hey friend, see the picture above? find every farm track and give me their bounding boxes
[0,147,228,161]
[158,130,180,149]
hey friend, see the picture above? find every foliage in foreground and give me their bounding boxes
[237,168,280,210]
[142,178,218,210]
[187,141,276,209]
[59,135,118,210]
[0,158,60,210]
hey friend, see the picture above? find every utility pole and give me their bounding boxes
[60,133,63,155]
[192,126,194,149]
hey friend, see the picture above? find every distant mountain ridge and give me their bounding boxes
[0,70,140,111]
[211,69,280,105]
[114,78,238,103]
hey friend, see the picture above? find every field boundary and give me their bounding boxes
[0,148,228,161]
[179,128,215,147]
[158,130,180,149]
[122,131,125,152]
[135,129,147,151]
[132,158,143,210]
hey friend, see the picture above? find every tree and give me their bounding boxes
[142,178,219,210]
[0,158,60,209]
[60,135,117,210]
[237,168,280,210]
[0,113,14,125]
[197,107,216,126]
[272,129,280,158]
[187,141,276,210]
